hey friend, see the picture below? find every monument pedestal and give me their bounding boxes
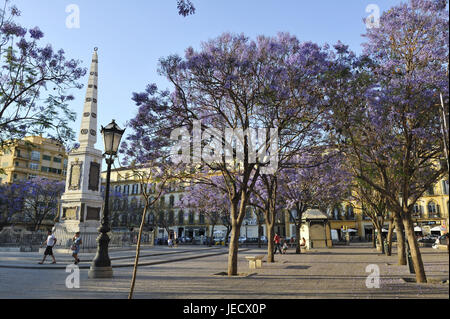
[53,220,100,253]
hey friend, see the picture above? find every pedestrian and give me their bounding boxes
[168,236,173,248]
[39,230,57,264]
[273,233,282,255]
[282,241,288,254]
[71,232,82,265]
[174,232,179,248]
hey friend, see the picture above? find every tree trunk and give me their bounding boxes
[386,217,394,256]
[257,220,262,248]
[267,221,275,263]
[376,225,384,254]
[295,222,301,254]
[129,204,148,299]
[372,228,376,248]
[227,218,240,276]
[394,213,406,265]
[402,213,427,283]
[209,224,215,247]
[225,225,231,246]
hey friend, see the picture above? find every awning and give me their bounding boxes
[343,228,358,233]
[382,228,389,233]
[430,226,444,232]
[414,226,422,232]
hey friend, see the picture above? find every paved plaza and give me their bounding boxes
[0,243,448,299]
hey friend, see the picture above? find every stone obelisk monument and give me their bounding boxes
[53,48,103,253]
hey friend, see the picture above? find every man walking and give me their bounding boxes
[39,230,57,264]
[273,233,282,255]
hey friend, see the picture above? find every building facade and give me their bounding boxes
[0,136,68,184]
[101,166,449,243]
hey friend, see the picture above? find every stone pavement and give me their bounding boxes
[0,244,448,299]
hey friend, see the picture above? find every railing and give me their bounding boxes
[0,228,154,251]
[0,228,47,251]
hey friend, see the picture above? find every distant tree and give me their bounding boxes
[10,177,65,231]
[0,0,86,151]
[0,180,23,228]
[180,176,231,246]
[278,152,350,254]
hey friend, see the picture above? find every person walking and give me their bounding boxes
[282,241,288,254]
[273,233,282,255]
[71,232,82,265]
[39,230,57,264]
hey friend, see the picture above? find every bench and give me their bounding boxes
[245,255,265,269]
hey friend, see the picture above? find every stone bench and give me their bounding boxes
[245,255,265,269]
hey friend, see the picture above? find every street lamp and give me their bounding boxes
[89,120,125,278]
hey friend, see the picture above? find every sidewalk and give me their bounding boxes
[0,244,448,299]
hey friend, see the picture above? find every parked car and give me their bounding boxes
[418,236,438,244]
[238,236,247,243]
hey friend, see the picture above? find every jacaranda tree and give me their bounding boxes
[328,0,448,283]
[0,0,86,152]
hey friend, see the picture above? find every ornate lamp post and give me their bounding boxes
[89,120,125,278]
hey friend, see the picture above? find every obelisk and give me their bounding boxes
[53,48,104,252]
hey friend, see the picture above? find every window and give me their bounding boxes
[199,213,205,224]
[413,204,423,217]
[168,211,174,224]
[14,162,19,167]
[31,151,40,161]
[427,186,435,196]
[28,174,37,180]
[169,195,175,207]
[178,211,184,224]
[63,159,68,169]
[443,180,449,195]
[132,184,139,195]
[115,185,122,193]
[53,157,62,163]
[123,185,130,195]
[29,163,39,171]
[346,205,354,219]
[427,201,440,217]
[42,155,52,161]
[188,211,194,224]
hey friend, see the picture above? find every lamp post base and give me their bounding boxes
[88,266,113,278]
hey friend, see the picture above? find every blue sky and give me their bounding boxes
[13,0,403,149]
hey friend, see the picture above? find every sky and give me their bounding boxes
[13,0,404,150]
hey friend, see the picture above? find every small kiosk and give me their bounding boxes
[300,209,332,249]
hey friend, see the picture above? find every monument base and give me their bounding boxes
[88,266,113,278]
[52,220,100,253]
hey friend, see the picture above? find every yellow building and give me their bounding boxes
[283,178,449,241]
[0,136,68,184]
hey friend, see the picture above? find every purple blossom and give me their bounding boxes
[29,26,44,40]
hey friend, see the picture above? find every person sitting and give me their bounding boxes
[300,237,306,247]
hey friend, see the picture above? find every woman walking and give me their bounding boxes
[71,232,82,265]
